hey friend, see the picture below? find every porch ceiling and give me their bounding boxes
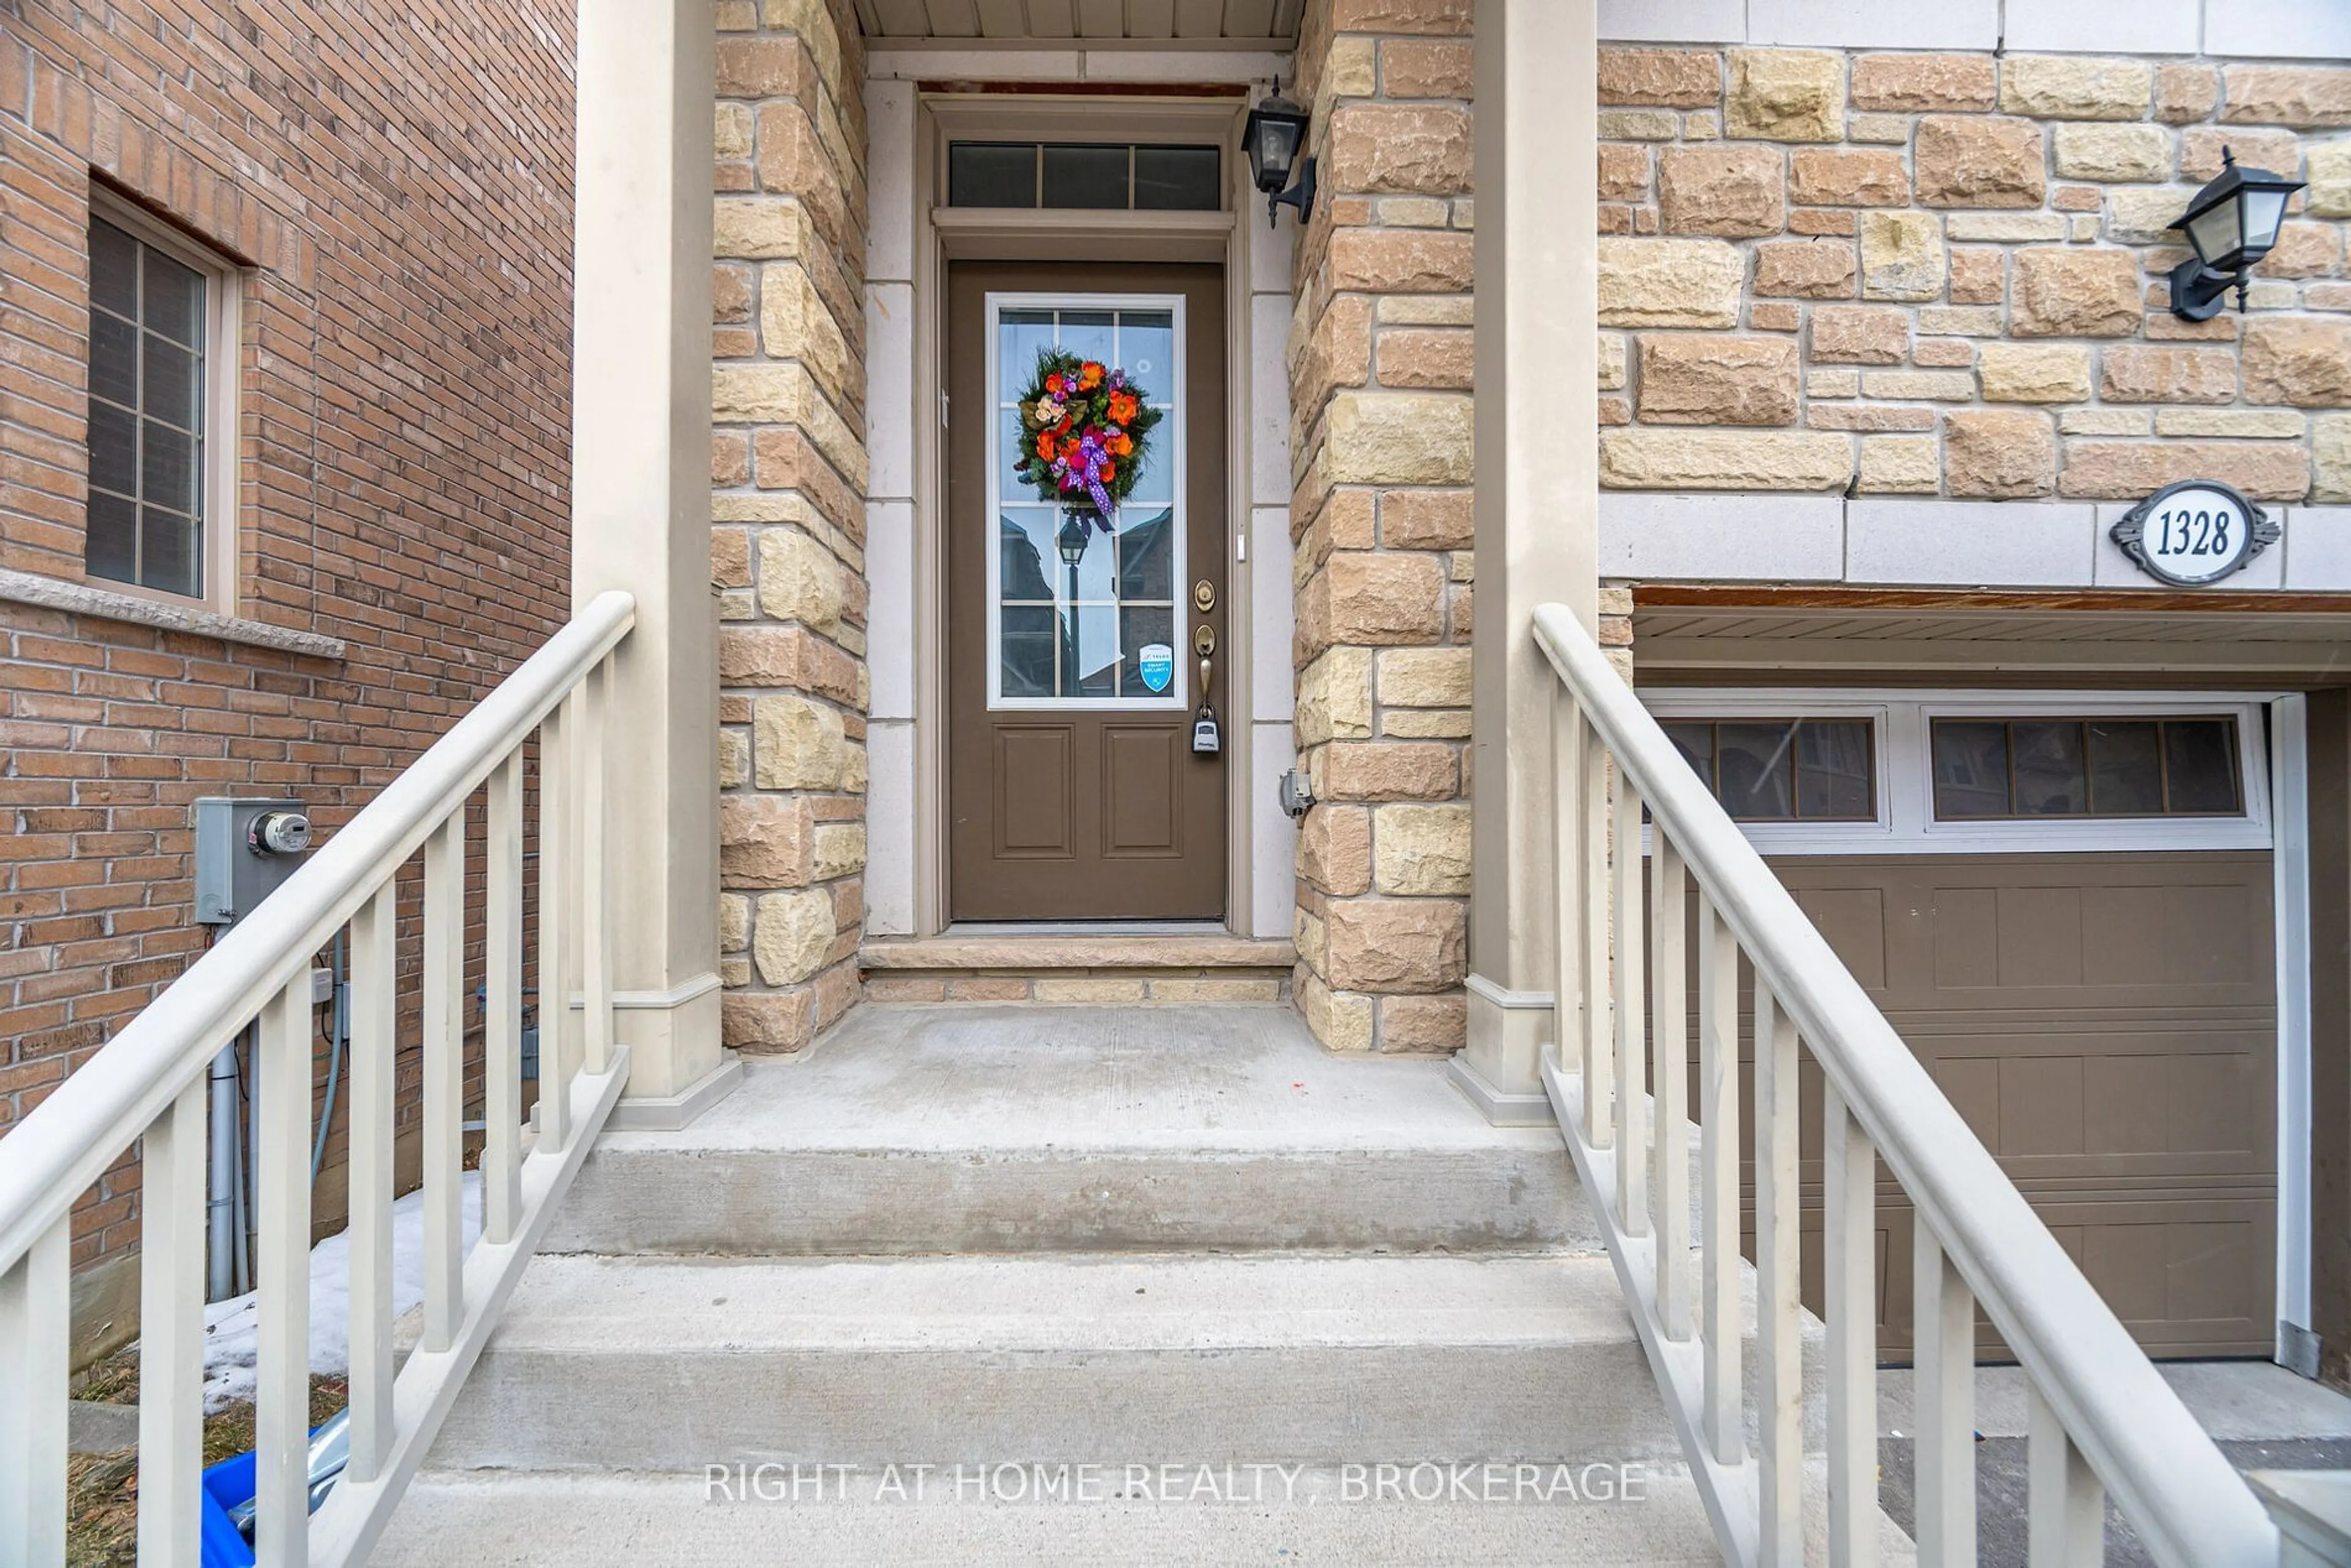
[853,0,1303,43]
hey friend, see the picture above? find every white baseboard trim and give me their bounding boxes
[607,1051,743,1131]
[565,972,724,1011]
[1446,1051,1558,1129]
[1464,971,1556,1012]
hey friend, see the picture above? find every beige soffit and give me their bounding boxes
[1630,603,2351,678]
[854,0,1303,43]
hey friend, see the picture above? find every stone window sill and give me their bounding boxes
[0,569,347,660]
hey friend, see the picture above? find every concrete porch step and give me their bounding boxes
[373,1466,1728,1566]
[424,1253,1681,1472]
[858,932,1299,1005]
[547,1004,1594,1256]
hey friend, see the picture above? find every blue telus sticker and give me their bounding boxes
[1138,642,1174,694]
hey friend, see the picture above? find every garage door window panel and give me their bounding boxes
[1660,718,1875,823]
[1930,716,2244,822]
[1645,692,2270,855]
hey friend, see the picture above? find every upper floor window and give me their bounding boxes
[947,141,1223,211]
[84,202,234,606]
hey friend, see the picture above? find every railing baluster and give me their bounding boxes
[346,883,396,1484]
[253,978,313,1567]
[1915,1228,1978,1567]
[422,810,465,1354]
[1612,771,1648,1236]
[538,697,574,1151]
[1524,600,2282,1568]
[1697,892,1742,1465]
[0,593,641,1568]
[0,1213,69,1565]
[1755,981,1802,1563]
[1651,833,1690,1337]
[2028,1384,2104,1564]
[1581,723,1613,1148]
[485,750,525,1245]
[1825,1081,1878,1567]
[137,1081,208,1568]
[1551,684,1583,1075]
[579,670,613,1076]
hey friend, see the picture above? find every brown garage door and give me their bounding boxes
[1739,852,2276,1362]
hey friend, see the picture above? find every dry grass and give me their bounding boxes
[66,1348,348,1568]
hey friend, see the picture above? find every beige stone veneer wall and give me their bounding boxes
[1284,0,1641,1056]
[709,0,872,1052]
[1279,16,2351,1052]
[1287,0,1479,1054]
[1596,50,2351,501]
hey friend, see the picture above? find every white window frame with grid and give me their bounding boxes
[83,188,241,615]
[982,290,1188,711]
[1643,688,2275,855]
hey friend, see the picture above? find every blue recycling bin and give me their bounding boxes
[197,1452,257,1568]
[198,1424,333,1568]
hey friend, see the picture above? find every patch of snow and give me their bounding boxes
[202,1173,482,1411]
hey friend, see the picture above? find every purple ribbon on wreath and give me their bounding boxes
[1052,430,1117,532]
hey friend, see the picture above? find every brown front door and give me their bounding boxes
[946,261,1229,921]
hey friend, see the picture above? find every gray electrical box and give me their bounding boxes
[194,797,313,926]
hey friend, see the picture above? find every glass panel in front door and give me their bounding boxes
[986,296,1185,709]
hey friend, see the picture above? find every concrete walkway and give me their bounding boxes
[1877,1361,2351,1564]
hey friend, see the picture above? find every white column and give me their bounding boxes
[1455,0,1599,1123]
[571,0,730,1116]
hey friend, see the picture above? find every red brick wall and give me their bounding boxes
[0,0,575,1312]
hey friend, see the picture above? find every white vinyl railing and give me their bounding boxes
[1531,602,2280,1568]
[0,590,636,1567]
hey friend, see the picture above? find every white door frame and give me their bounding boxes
[862,81,1295,939]
[2272,692,2314,1365]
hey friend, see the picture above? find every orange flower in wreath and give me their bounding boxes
[1035,429,1058,460]
[1109,431,1134,457]
[1079,361,1104,391]
[1106,390,1139,424]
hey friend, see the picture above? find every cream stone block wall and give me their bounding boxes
[1288,0,1478,1055]
[711,0,871,1052]
[1593,48,2351,505]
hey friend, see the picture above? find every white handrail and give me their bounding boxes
[0,591,633,1277]
[0,590,636,1568]
[1529,601,2277,1568]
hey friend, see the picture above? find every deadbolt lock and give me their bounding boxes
[1193,579,1217,613]
[1193,625,1217,657]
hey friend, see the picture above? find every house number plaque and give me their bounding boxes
[2110,478,2280,587]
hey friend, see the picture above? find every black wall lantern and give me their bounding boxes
[1242,83,1315,228]
[2167,148,2306,321]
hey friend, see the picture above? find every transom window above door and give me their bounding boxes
[947,142,1223,211]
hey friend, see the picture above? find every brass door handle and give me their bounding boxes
[1193,625,1216,700]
